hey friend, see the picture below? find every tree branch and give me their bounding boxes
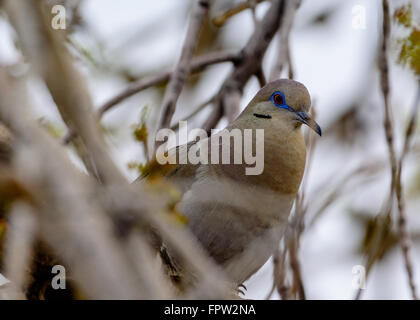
[61,51,238,145]
[212,0,266,27]
[0,68,152,299]
[5,0,125,184]
[377,0,417,300]
[156,0,211,140]
[394,79,420,300]
[269,0,301,80]
[216,0,286,124]
[2,202,37,299]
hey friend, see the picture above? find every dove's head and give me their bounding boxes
[243,79,321,136]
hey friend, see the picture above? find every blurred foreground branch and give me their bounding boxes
[1,0,233,299]
[0,68,149,298]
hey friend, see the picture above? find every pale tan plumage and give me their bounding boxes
[144,79,320,290]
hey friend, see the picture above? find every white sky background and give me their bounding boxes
[0,0,419,299]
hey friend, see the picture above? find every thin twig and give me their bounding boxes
[6,0,125,184]
[255,67,267,87]
[270,0,301,81]
[283,105,318,300]
[170,95,216,131]
[288,231,305,299]
[3,202,38,298]
[269,105,317,301]
[308,160,386,229]
[215,0,286,125]
[249,0,259,25]
[379,0,418,300]
[266,242,289,300]
[202,97,224,134]
[296,105,318,221]
[394,79,420,300]
[156,0,211,144]
[61,51,238,145]
[99,51,238,117]
[379,0,397,194]
[354,196,393,300]
[212,0,266,27]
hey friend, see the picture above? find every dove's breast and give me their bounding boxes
[178,164,296,284]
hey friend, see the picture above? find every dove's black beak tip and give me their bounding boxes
[316,124,322,136]
[295,111,322,137]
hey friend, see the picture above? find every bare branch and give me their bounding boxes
[308,159,386,229]
[156,0,211,137]
[398,80,420,168]
[379,0,397,193]
[212,0,266,27]
[99,51,238,117]
[249,0,259,25]
[394,79,420,300]
[270,0,301,81]
[0,69,150,298]
[255,67,267,87]
[370,0,418,300]
[67,0,286,143]
[270,104,317,300]
[61,51,238,145]
[5,1,130,184]
[202,98,224,134]
[2,202,38,298]
[287,231,305,299]
[215,0,286,124]
[170,95,216,131]
[266,244,289,300]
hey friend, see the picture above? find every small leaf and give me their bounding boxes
[38,118,64,139]
[393,4,412,28]
[398,27,420,75]
[132,106,149,145]
[127,161,139,170]
[133,124,148,143]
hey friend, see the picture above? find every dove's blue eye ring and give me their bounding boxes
[270,91,293,111]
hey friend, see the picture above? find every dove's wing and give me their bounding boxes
[164,140,202,193]
[135,140,201,193]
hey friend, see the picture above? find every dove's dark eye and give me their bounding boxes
[270,91,288,109]
[273,94,283,105]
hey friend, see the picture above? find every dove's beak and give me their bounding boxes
[295,111,322,136]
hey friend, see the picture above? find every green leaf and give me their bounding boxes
[398,27,420,75]
[393,4,412,28]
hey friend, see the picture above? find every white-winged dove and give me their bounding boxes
[144,79,321,291]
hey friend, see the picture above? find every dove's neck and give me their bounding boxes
[225,114,307,195]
